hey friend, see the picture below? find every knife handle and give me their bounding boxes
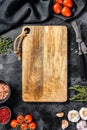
[83,52,87,75]
[79,54,87,81]
[71,21,82,42]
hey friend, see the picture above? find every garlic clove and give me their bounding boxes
[56,112,64,118]
[61,119,69,130]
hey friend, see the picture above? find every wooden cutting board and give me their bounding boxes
[22,26,67,102]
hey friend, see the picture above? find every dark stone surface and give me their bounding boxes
[0,5,87,130]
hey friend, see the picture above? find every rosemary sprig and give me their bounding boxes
[0,36,12,56]
[69,85,87,102]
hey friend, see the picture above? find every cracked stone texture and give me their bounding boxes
[0,5,87,130]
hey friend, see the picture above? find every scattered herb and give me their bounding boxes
[69,85,87,102]
[0,36,12,56]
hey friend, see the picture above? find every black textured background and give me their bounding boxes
[0,2,87,130]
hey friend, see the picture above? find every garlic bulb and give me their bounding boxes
[79,107,87,120]
[68,110,80,122]
[76,120,87,130]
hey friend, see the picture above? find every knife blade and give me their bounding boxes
[71,21,87,81]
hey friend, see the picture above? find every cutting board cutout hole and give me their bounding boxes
[24,27,30,34]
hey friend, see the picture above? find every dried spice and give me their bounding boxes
[69,85,87,102]
[0,36,12,56]
[0,107,11,124]
[0,82,9,100]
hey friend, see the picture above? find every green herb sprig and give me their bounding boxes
[69,85,87,102]
[0,36,12,56]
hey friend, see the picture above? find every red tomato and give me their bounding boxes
[24,115,33,123]
[61,6,72,17]
[17,115,25,124]
[10,119,18,128]
[56,0,63,3]
[20,123,28,130]
[63,0,73,8]
[53,3,62,14]
[28,122,36,130]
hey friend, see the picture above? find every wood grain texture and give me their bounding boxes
[22,26,67,102]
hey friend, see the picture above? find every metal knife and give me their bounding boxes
[71,21,87,81]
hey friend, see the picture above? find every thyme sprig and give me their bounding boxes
[69,85,87,102]
[0,36,12,55]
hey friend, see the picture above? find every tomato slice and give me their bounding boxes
[53,3,62,14]
[61,6,72,17]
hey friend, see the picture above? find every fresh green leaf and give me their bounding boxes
[0,36,12,56]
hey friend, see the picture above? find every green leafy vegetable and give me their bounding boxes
[0,36,12,56]
[69,85,87,102]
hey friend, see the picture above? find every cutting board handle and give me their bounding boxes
[13,26,30,60]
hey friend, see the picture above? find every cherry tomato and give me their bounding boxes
[24,114,33,123]
[53,3,61,14]
[63,0,73,8]
[61,6,72,17]
[17,115,25,124]
[20,123,28,130]
[10,119,18,128]
[56,0,63,3]
[28,122,36,130]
